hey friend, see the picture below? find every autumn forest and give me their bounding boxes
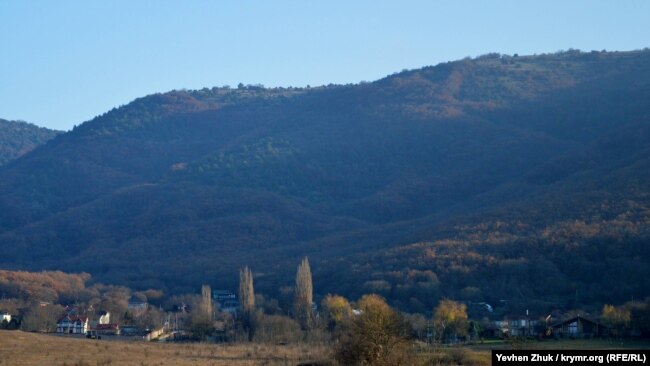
[1,50,649,334]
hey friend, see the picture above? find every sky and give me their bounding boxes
[1,1,649,131]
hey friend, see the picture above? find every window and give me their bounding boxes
[568,321,578,335]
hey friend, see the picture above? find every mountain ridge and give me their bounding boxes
[1,49,649,313]
[0,118,61,167]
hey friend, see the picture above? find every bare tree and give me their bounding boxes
[21,303,64,333]
[294,257,313,330]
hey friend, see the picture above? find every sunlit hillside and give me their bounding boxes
[0,50,649,313]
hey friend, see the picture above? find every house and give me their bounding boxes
[90,323,120,336]
[56,315,89,334]
[64,305,80,315]
[495,317,538,337]
[481,321,501,338]
[508,318,538,337]
[98,311,110,325]
[143,326,166,341]
[120,325,141,336]
[89,310,110,329]
[171,302,189,313]
[0,313,18,329]
[217,299,240,315]
[213,290,239,314]
[551,315,608,338]
[1,313,11,323]
[128,297,149,313]
[212,290,236,302]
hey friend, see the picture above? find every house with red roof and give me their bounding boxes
[88,323,120,337]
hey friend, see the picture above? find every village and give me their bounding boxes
[0,286,225,339]
[0,263,648,366]
[1,282,641,344]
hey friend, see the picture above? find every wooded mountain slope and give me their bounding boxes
[0,118,60,166]
[1,50,649,314]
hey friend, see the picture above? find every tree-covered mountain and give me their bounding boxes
[1,50,649,315]
[0,118,61,166]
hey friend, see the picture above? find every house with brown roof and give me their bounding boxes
[551,315,608,338]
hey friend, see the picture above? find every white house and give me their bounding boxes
[1,313,11,323]
[98,311,110,325]
[56,315,89,334]
[213,290,239,314]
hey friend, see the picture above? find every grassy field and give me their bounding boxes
[0,330,331,366]
[2,330,649,366]
[471,338,650,350]
[414,338,650,366]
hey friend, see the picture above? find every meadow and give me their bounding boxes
[3,330,649,366]
[414,338,650,366]
[0,330,331,366]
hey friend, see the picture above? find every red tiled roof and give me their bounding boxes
[93,324,119,331]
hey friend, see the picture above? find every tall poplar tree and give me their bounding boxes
[238,266,255,339]
[239,266,255,315]
[200,284,213,319]
[294,257,313,330]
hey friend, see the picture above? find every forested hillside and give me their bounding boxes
[0,119,60,166]
[0,50,649,314]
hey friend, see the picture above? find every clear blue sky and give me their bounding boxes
[1,0,648,131]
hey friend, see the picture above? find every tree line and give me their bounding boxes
[2,261,649,365]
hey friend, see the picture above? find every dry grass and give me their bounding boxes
[469,338,650,351]
[413,338,650,366]
[415,345,491,366]
[0,330,331,366]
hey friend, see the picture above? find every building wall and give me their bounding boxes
[56,319,88,334]
[99,312,110,325]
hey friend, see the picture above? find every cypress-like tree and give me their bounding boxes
[238,266,255,339]
[239,266,255,315]
[201,284,213,319]
[294,257,313,330]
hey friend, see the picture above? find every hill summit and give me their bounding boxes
[0,118,60,166]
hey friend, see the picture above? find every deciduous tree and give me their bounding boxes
[602,304,630,337]
[21,303,64,333]
[335,294,413,366]
[321,294,352,331]
[433,299,468,342]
